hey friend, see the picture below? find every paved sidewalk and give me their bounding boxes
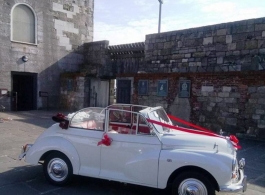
[0,110,264,195]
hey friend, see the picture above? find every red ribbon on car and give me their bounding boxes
[98,134,112,146]
[168,114,212,133]
[230,135,241,149]
[147,118,222,138]
[147,114,241,149]
[52,113,69,129]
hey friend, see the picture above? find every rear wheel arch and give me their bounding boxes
[167,166,219,191]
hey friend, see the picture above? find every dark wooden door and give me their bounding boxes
[116,80,131,104]
[12,72,37,111]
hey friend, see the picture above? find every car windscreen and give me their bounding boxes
[147,108,172,133]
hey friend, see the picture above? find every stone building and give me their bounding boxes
[0,0,93,111]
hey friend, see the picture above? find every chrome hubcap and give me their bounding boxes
[47,158,68,182]
[178,178,207,195]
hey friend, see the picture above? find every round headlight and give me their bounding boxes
[239,158,245,169]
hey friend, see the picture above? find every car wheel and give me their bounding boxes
[43,152,73,186]
[172,171,215,195]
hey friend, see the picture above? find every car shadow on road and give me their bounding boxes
[0,165,170,195]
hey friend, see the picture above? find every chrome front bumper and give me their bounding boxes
[18,152,26,160]
[219,169,247,193]
[18,144,33,160]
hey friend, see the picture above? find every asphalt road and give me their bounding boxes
[0,110,264,195]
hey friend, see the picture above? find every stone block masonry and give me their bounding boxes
[60,73,89,111]
[144,17,265,73]
[83,41,110,77]
[127,71,265,139]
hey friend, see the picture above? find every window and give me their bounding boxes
[108,109,151,135]
[108,109,132,134]
[11,4,36,44]
[135,115,151,135]
[69,108,105,131]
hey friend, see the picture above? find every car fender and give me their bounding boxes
[25,136,80,175]
[158,150,232,189]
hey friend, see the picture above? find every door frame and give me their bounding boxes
[116,78,133,104]
[11,71,38,111]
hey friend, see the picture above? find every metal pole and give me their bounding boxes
[158,2,162,33]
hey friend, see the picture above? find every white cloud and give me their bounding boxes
[95,27,146,45]
[179,0,211,4]
[133,0,149,6]
[94,18,157,45]
[132,0,157,12]
[201,2,236,13]
[128,18,157,27]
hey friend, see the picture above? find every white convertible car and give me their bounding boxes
[19,104,247,195]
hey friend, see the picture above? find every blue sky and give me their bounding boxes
[94,0,265,45]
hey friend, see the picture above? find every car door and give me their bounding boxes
[99,111,161,188]
[63,128,103,177]
[62,108,105,177]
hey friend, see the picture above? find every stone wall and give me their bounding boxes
[109,42,145,76]
[192,72,265,138]
[0,0,93,110]
[60,72,111,110]
[60,73,89,111]
[82,41,145,79]
[144,17,265,73]
[129,71,265,139]
[60,41,112,109]
[83,40,110,78]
